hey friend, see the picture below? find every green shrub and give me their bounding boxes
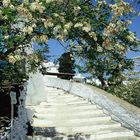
[107,79,140,107]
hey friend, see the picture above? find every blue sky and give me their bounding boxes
[127,16,140,71]
[127,16,140,57]
[48,39,64,61]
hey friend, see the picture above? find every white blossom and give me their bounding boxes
[74,23,83,28]
[2,0,10,7]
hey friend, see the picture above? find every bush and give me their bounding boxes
[107,79,140,107]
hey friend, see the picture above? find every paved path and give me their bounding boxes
[27,87,140,140]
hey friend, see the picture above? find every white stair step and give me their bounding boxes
[28,136,48,140]
[39,102,94,108]
[35,104,97,111]
[68,100,89,105]
[47,99,84,104]
[33,119,118,127]
[34,109,103,117]
[34,106,98,113]
[33,126,132,135]
[46,88,63,91]
[90,131,134,139]
[99,136,140,140]
[55,124,131,136]
[34,112,107,120]
[46,94,73,97]
[47,97,81,102]
[31,127,135,140]
[28,135,139,140]
[40,100,88,106]
[33,116,111,124]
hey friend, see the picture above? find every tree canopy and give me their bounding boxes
[0,0,139,89]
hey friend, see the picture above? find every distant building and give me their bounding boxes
[43,62,59,73]
[42,61,59,77]
[73,73,85,83]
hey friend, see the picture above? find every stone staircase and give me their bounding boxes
[27,87,140,140]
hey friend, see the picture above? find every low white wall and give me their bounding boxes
[44,76,140,136]
[26,71,47,105]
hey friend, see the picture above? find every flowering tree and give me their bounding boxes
[0,0,99,86]
[72,0,140,88]
[0,0,139,89]
[0,0,81,86]
[0,0,49,87]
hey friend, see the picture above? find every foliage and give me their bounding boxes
[71,0,140,89]
[0,0,48,87]
[107,78,140,108]
[0,0,101,87]
[58,52,75,80]
[0,0,139,91]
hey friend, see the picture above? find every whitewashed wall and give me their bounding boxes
[26,71,47,105]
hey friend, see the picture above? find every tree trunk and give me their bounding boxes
[98,76,107,89]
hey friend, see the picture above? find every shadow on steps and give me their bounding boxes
[32,127,90,140]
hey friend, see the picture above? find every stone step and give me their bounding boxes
[33,126,133,136]
[47,90,73,95]
[46,89,63,91]
[28,135,140,140]
[47,92,66,96]
[46,88,62,90]
[46,94,75,98]
[90,131,136,139]
[36,102,96,109]
[45,87,63,91]
[102,136,140,140]
[47,99,85,104]
[33,123,121,132]
[39,102,94,107]
[34,112,108,120]
[39,100,89,106]
[47,97,81,102]
[46,90,67,93]
[32,119,118,127]
[34,109,104,118]
[34,105,98,113]
[33,116,111,124]
[47,94,78,98]
[34,105,98,112]
[47,92,75,96]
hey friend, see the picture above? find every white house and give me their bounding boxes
[43,61,59,73]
